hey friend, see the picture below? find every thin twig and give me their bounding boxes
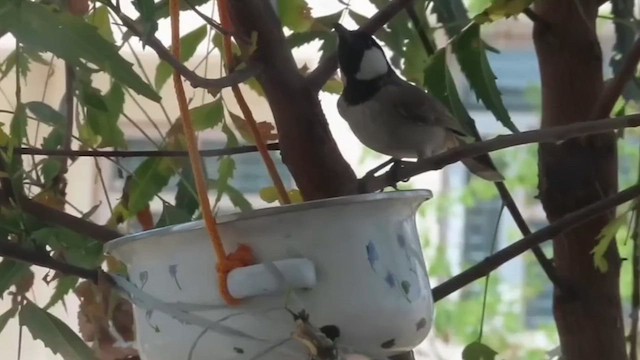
[0,241,99,283]
[183,0,237,39]
[105,1,260,90]
[432,183,640,302]
[359,114,640,192]
[14,143,280,157]
[404,4,436,56]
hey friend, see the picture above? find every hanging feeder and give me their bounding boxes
[105,189,435,359]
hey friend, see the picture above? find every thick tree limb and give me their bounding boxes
[228,0,357,199]
[14,143,280,158]
[0,241,99,283]
[432,183,640,302]
[360,114,640,192]
[306,0,416,92]
[18,194,122,243]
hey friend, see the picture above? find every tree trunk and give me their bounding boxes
[533,1,626,359]
[227,0,358,200]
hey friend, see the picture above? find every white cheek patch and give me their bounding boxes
[355,47,389,80]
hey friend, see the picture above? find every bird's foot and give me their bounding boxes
[389,159,411,184]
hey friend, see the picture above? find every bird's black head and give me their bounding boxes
[334,23,391,82]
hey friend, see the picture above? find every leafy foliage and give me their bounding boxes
[20,300,98,360]
[155,25,207,90]
[0,1,160,101]
[0,1,636,359]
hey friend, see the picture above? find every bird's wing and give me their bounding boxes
[377,80,472,140]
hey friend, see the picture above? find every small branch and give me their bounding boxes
[405,4,436,56]
[432,183,640,302]
[593,36,640,119]
[306,0,416,92]
[106,3,260,90]
[183,0,233,38]
[0,241,99,283]
[15,143,280,158]
[496,183,564,289]
[360,114,640,192]
[61,62,74,176]
[523,8,548,25]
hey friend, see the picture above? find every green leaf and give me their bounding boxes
[1,48,30,81]
[403,32,429,86]
[10,102,27,146]
[26,101,67,150]
[156,202,192,228]
[133,0,158,43]
[431,0,470,36]
[31,228,104,268]
[155,25,207,90]
[190,98,224,131]
[2,1,160,102]
[41,159,62,186]
[222,122,239,148]
[44,276,79,310]
[278,0,313,32]
[175,162,199,217]
[87,6,114,43]
[473,0,534,23]
[225,184,253,212]
[79,87,106,112]
[593,205,634,272]
[20,300,98,360]
[85,83,126,149]
[424,49,475,133]
[127,157,179,214]
[0,259,30,297]
[453,24,518,133]
[214,156,236,207]
[462,341,498,360]
[0,306,18,334]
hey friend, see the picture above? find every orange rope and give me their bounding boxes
[169,0,242,305]
[218,0,291,205]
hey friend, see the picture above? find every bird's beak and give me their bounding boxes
[333,23,351,42]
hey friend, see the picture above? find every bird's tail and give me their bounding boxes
[447,134,504,182]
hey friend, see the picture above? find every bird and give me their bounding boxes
[333,23,504,182]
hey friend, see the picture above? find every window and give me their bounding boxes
[110,137,180,189]
[460,51,541,112]
[201,140,294,195]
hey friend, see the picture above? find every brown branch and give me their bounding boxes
[360,114,640,192]
[15,143,280,158]
[405,4,436,56]
[306,0,416,92]
[18,193,122,243]
[228,0,357,199]
[593,36,640,119]
[0,241,99,283]
[107,3,260,90]
[433,183,640,302]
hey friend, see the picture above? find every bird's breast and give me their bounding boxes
[337,95,448,159]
